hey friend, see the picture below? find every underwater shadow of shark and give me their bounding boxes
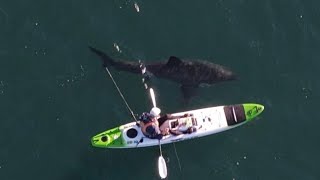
[89,46,237,100]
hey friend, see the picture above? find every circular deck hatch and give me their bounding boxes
[101,136,108,142]
[126,128,138,138]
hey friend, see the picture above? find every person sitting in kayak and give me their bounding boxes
[168,118,197,135]
[158,113,195,136]
[139,112,163,140]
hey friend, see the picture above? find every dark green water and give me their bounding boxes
[1,1,319,179]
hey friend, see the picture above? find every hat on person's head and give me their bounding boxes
[150,107,161,117]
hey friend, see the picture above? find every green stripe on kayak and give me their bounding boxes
[91,126,124,148]
[243,104,264,121]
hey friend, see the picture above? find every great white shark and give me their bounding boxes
[89,46,237,99]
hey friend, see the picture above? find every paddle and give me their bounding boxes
[149,88,167,179]
[158,140,167,179]
[149,88,161,116]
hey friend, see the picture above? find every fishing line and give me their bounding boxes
[173,142,182,172]
[105,66,137,122]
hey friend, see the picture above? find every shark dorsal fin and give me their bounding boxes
[167,56,182,67]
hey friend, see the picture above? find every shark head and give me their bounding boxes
[204,61,237,82]
[147,56,237,85]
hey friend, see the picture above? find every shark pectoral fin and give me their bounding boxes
[180,84,199,100]
[167,56,182,67]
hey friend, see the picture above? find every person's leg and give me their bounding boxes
[158,115,169,126]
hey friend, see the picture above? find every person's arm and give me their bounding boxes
[169,113,193,119]
[161,128,170,136]
[169,129,183,136]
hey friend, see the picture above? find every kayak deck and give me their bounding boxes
[91,103,264,148]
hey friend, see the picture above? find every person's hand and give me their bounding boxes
[156,134,163,140]
[162,128,170,135]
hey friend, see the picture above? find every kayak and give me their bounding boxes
[91,103,264,148]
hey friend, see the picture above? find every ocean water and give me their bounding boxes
[0,1,319,179]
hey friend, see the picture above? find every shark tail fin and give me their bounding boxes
[88,46,116,67]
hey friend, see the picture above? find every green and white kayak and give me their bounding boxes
[91,103,264,148]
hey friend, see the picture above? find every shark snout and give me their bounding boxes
[219,68,237,81]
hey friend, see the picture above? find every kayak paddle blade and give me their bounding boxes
[158,155,167,179]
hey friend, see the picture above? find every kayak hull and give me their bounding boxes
[91,103,264,148]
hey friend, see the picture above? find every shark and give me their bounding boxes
[89,46,237,99]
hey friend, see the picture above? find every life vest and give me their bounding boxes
[141,120,161,139]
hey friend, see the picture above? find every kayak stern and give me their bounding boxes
[91,127,124,148]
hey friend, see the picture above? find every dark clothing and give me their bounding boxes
[139,112,154,123]
[145,124,162,139]
[141,120,163,140]
[157,114,171,126]
[158,113,190,126]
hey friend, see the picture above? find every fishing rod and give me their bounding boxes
[104,66,138,122]
[104,60,153,122]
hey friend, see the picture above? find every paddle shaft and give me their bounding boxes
[159,140,163,156]
[150,88,157,107]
